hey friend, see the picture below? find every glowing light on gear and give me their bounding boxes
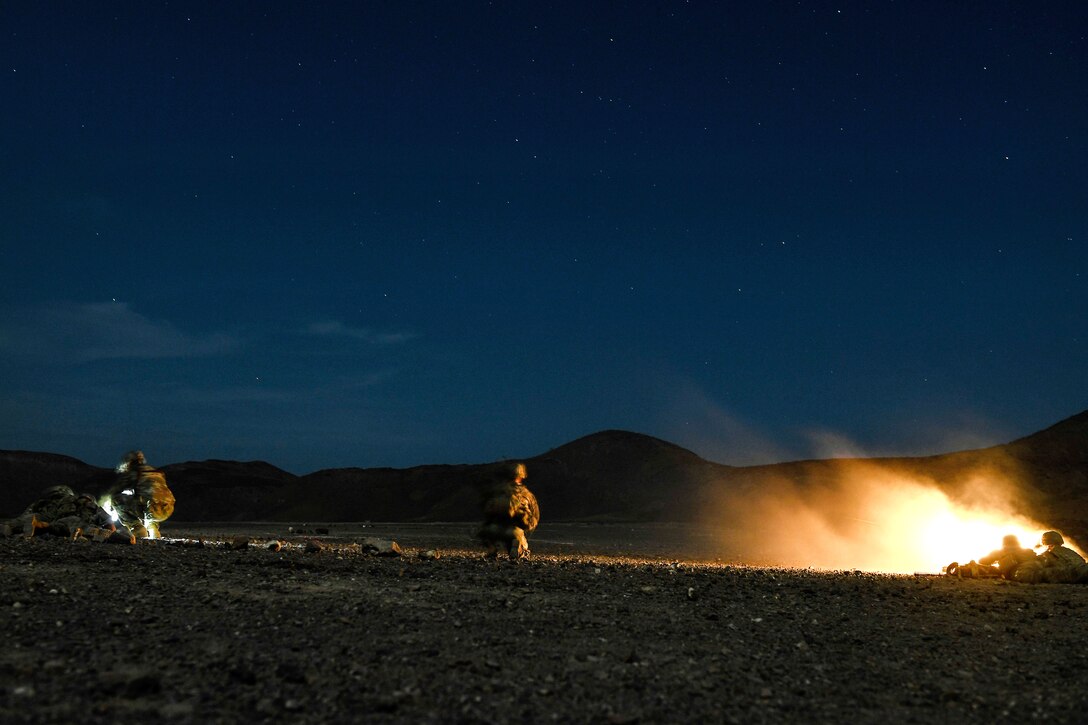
[101,498,121,523]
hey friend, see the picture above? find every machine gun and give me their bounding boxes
[944,560,1002,578]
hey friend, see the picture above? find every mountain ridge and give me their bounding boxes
[2,411,1085,538]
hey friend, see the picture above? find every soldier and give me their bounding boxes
[46,492,118,537]
[977,534,1037,580]
[23,485,78,521]
[477,461,540,560]
[101,450,175,539]
[1014,531,1088,583]
[3,486,118,539]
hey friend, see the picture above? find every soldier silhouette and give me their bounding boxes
[477,461,540,559]
[101,450,175,539]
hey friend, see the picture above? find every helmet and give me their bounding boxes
[43,485,75,499]
[1002,534,1021,548]
[1040,531,1064,547]
[495,461,527,483]
[117,450,147,474]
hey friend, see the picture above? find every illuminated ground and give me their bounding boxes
[2,526,1088,722]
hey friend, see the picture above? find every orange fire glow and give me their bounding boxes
[712,463,1078,573]
[863,485,1045,573]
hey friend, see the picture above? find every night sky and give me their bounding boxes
[2,2,1085,473]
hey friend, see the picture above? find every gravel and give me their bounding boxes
[2,530,1088,723]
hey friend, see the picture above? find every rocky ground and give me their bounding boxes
[2,526,1088,723]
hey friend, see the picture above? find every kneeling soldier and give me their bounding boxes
[477,462,540,560]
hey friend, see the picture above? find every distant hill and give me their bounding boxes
[0,451,113,513]
[2,411,1086,540]
[525,430,729,521]
[160,460,299,521]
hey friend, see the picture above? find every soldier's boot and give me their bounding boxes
[511,528,530,560]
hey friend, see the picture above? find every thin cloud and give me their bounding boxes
[304,320,417,346]
[0,301,238,362]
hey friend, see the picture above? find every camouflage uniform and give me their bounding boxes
[102,451,175,539]
[46,493,116,537]
[477,462,540,560]
[977,535,1037,580]
[21,485,77,519]
[1014,531,1088,583]
[5,485,116,538]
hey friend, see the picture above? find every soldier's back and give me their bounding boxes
[510,485,540,533]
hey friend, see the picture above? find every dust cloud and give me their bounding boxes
[709,459,1055,574]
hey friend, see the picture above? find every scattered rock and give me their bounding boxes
[361,537,402,557]
[418,549,440,560]
[228,536,251,550]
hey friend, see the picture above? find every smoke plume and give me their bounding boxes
[706,457,1057,573]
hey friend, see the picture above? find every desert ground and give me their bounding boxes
[2,523,1088,723]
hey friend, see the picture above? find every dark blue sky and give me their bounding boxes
[2,1,1085,472]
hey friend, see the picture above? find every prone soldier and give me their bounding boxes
[977,534,1038,580]
[3,485,121,540]
[1014,531,1088,583]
